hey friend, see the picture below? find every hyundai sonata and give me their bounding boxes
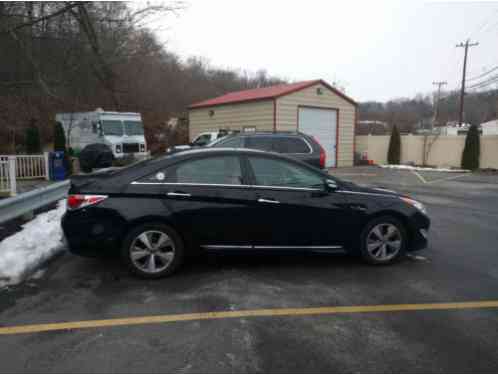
[61,148,430,278]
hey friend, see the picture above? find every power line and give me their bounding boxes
[467,65,498,81]
[467,75,498,90]
[456,40,479,125]
[468,9,498,39]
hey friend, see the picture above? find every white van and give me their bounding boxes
[55,109,148,159]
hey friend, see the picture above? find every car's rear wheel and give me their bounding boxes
[122,223,184,278]
[360,216,406,264]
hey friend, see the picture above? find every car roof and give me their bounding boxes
[171,147,276,157]
[231,131,306,137]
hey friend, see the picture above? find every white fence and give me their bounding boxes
[0,153,49,196]
[0,157,16,196]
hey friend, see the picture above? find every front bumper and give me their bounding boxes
[408,212,430,252]
[113,151,150,159]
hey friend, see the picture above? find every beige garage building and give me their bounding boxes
[188,79,357,167]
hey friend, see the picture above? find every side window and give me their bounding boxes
[245,137,273,151]
[140,156,243,185]
[287,138,311,153]
[248,156,323,189]
[217,137,243,148]
[273,137,311,154]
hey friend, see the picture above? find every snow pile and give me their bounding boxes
[380,165,470,173]
[0,200,67,287]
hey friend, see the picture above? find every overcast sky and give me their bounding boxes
[153,0,498,102]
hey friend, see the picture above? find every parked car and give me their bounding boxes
[62,148,430,278]
[78,143,114,173]
[209,131,326,169]
[167,130,231,153]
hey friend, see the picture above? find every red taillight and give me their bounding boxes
[67,194,107,210]
[312,136,326,169]
[319,148,326,169]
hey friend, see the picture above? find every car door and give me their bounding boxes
[244,155,349,249]
[134,154,254,247]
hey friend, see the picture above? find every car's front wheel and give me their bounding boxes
[122,223,184,278]
[360,216,406,265]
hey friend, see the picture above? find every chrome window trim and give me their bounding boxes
[131,181,250,188]
[201,245,252,250]
[253,245,343,250]
[297,137,314,155]
[131,181,322,191]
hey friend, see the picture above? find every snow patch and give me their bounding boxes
[0,200,67,287]
[380,164,470,173]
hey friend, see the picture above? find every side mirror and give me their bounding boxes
[96,123,103,137]
[325,179,338,191]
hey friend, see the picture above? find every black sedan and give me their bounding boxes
[62,148,430,278]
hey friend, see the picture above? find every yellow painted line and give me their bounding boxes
[1,300,498,336]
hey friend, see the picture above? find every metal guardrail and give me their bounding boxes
[0,180,70,224]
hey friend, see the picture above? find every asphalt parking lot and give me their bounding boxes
[1,166,498,372]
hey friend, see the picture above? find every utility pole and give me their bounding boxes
[456,39,479,125]
[432,81,447,127]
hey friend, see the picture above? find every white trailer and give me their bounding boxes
[55,109,148,158]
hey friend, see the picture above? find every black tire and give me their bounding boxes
[360,215,407,265]
[121,223,185,278]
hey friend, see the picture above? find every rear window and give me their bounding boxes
[273,137,311,154]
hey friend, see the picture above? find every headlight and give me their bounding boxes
[140,143,145,152]
[401,197,427,215]
[115,144,122,153]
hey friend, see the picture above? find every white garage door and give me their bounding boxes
[298,107,337,167]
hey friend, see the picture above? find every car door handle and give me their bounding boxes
[167,192,191,198]
[258,198,280,204]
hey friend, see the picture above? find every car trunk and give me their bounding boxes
[70,168,122,194]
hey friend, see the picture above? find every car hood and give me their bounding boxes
[339,180,403,197]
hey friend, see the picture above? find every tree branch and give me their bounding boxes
[0,2,85,35]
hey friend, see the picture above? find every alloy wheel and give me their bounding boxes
[130,230,175,274]
[366,223,402,261]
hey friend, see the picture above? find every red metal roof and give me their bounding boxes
[189,79,356,109]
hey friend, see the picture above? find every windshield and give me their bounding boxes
[192,134,212,146]
[206,136,228,147]
[124,120,145,136]
[101,120,124,136]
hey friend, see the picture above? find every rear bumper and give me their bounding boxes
[61,210,124,258]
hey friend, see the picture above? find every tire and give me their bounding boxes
[360,216,407,265]
[121,223,185,278]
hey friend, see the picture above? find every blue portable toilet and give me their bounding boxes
[49,151,66,181]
